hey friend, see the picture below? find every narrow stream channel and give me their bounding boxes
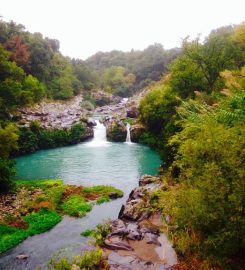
[0,119,161,269]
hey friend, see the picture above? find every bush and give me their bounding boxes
[0,208,61,253]
[24,208,61,235]
[162,98,245,266]
[0,158,16,193]
[81,221,111,246]
[61,195,92,217]
[48,248,107,270]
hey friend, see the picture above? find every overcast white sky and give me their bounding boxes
[1,0,244,60]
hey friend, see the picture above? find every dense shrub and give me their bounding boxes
[17,122,87,155]
[0,158,16,193]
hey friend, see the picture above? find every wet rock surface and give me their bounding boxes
[103,175,178,270]
[105,119,127,142]
[16,94,85,129]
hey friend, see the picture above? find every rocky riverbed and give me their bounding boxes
[16,94,85,129]
[101,175,178,270]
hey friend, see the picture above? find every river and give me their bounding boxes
[0,120,161,270]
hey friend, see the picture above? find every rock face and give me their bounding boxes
[16,94,86,129]
[92,90,121,107]
[103,175,178,270]
[126,106,138,118]
[130,124,145,143]
[139,174,159,186]
[105,120,127,142]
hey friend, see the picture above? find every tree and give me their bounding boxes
[178,26,245,92]
[103,66,135,97]
[0,123,19,193]
[48,53,79,99]
[169,54,206,98]
[4,35,30,70]
[0,123,19,159]
[234,22,245,47]
[26,32,54,82]
[22,75,46,102]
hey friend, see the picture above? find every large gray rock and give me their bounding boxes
[126,107,138,118]
[106,120,127,142]
[139,175,159,186]
[87,117,97,127]
[130,124,145,143]
[104,237,134,251]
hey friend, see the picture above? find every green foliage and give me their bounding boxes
[0,18,99,105]
[0,123,19,158]
[0,208,61,253]
[87,44,180,94]
[82,185,123,198]
[169,26,245,97]
[24,208,61,235]
[139,83,180,165]
[0,179,123,253]
[81,221,111,246]
[22,75,46,102]
[17,179,64,209]
[0,224,28,254]
[0,158,16,193]
[169,54,206,98]
[138,24,245,268]
[165,118,245,263]
[103,66,135,97]
[122,118,136,126]
[48,53,79,99]
[72,59,99,91]
[17,122,87,155]
[96,195,110,204]
[81,229,94,237]
[0,123,18,193]
[68,123,85,144]
[48,248,104,270]
[61,195,92,217]
[80,100,95,111]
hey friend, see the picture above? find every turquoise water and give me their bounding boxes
[15,121,161,195]
[0,121,161,269]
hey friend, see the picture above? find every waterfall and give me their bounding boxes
[85,119,108,147]
[126,123,131,143]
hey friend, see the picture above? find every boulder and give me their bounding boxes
[139,175,159,186]
[104,237,134,251]
[87,117,97,127]
[109,192,123,199]
[128,187,145,200]
[126,107,138,118]
[118,199,144,221]
[80,127,94,141]
[130,124,145,143]
[16,254,28,260]
[145,233,161,246]
[106,120,127,142]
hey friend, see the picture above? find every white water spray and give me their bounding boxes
[85,119,108,147]
[126,123,131,143]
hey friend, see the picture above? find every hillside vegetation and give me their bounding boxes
[139,22,245,269]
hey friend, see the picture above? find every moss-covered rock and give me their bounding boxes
[106,120,127,142]
[130,124,145,143]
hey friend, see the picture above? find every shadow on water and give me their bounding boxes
[0,120,161,269]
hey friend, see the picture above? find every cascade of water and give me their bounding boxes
[93,120,107,141]
[85,119,107,147]
[126,123,131,143]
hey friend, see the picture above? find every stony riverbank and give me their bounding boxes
[78,175,178,270]
[101,174,177,269]
[16,95,85,129]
